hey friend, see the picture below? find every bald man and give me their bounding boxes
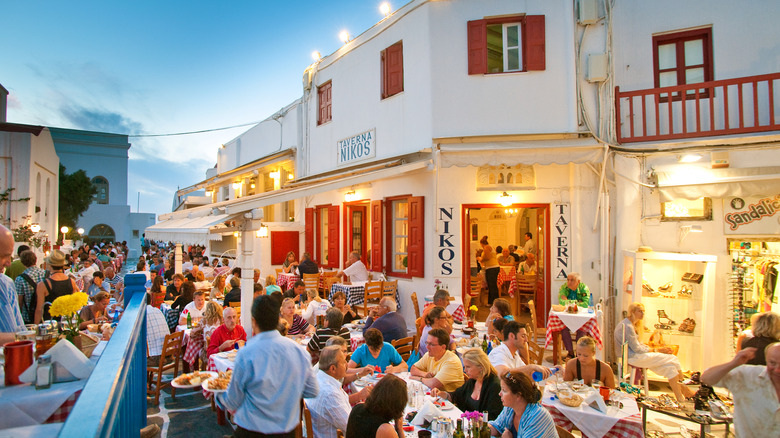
[0,225,24,344]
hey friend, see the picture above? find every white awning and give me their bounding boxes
[438,138,604,168]
[144,213,239,246]
[655,166,780,202]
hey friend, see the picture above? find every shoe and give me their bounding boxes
[678,284,693,298]
[693,386,710,414]
[658,282,673,293]
[682,371,701,385]
[642,281,658,296]
[708,399,733,421]
[679,318,696,333]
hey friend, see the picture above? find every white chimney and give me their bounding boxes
[0,83,8,123]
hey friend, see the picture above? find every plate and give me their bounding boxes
[172,371,217,389]
[202,376,230,393]
[431,398,455,410]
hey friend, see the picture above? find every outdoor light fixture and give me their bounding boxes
[256,224,269,238]
[287,172,294,180]
[311,51,321,61]
[60,226,69,234]
[77,228,85,236]
[250,183,256,189]
[232,182,241,189]
[205,190,213,196]
[678,153,703,163]
[233,231,240,238]
[344,191,358,202]
[30,223,41,233]
[499,192,513,207]
[339,30,351,44]
[380,2,391,16]
[269,170,280,180]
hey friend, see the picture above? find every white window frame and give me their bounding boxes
[503,22,522,72]
[390,199,409,274]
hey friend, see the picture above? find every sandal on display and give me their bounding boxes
[679,318,696,333]
[658,282,673,293]
[657,309,676,326]
[642,280,658,296]
[678,284,693,298]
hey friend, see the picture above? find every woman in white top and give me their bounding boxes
[614,302,694,402]
[302,288,331,326]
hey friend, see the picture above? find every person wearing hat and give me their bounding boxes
[34,250,79,323]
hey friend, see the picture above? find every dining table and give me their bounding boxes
[276,272,299,291]
[544,307,603,364]
[329,282,402,310]
[542,384,644,438]
[423,294,466,323]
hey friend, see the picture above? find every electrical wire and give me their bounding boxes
[128,121,262,138]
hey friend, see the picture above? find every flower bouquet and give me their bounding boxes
[48,292,96,354]
[468,304,478,328]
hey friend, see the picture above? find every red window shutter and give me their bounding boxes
[318,81,332,125]
[407,196,424,277]
[270,231,299,265]
[370,200,383,272]
[382,41,404,98]
[328,204,340,269]
[525,15,546,71]
[304,208,314,259]
[467,19,487,75]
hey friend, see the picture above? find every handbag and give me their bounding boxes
[648,330,679,355]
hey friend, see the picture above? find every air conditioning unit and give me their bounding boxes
[587,53,608,82]
[578,0,600,25]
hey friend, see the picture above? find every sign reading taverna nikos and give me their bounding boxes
[337,129,376,166]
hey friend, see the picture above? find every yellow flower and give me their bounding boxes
[49,292,89,317]
[469,305,479,312]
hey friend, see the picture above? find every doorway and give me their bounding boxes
[343,202,369,263]
[461,204,550,323]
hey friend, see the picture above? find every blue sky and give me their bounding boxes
[1,0,399,217]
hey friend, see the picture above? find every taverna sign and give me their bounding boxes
[337,129,376,166]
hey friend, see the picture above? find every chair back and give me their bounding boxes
[415,316,425,339]
[516,274,537,291]
[301,399,314,438]
[467,276,482,308]
[410,292,421,320]
[382,280,398,298]
[391,336,415,361]
[302,273,320,293]
[323,276,340,297]
[322,270,338,278]
[151,292,166,308]
[229,301,241,318]
[525,324,544,365]
[336,429,344,438]
[363,281,384,316]
[275,268,283,277]
[161,331,184,364]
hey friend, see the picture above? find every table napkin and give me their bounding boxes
[411,399,445,426]
[544,388,638,438]
[19,339,94,383]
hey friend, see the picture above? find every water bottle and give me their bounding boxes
[588,293,595,314]
[532,366,561,382]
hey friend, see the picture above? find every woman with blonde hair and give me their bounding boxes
[282,251,298,273]
[563,336,616,388]
[614,302,694,402]
[740,311,780,365]
[264,275,282,295]
[431,348,503,420]
[280,297,315,337]
[211,274,226,300]
[302,288,331,326]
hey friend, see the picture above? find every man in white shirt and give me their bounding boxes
[181,254,193,273]
[179,290,207,325]
[336,251,369,283]
[522,232,535,255]
[78,259,99,285]
[701,343,780,438]
[306,346,369,438]
[489,321,550,379]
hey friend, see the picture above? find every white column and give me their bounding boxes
[175,243,182,275]
[239,226,255,339]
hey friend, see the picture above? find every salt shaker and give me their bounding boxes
[35,354,53,389]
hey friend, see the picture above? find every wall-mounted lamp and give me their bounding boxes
[678,154,703,163]
[379,2,391,16]
[311,51,321,61]
[256,224,269,238]
[344,191,358,202]
[232,182,241,189]
[269,170,280,180]
[287,172,294,180]
[233,231,240,238]
[339,30,351,44]
[30,223,41,233]
[679,224,703,244]
[204,190,213,197]
[499,192,513,207]
[250,183,256,189]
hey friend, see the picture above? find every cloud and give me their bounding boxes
[60,104,143,135]
[6,94,22,110]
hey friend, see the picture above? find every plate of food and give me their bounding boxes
[202,370,233,393]
[431,398,455,410]
[172,371,217,389]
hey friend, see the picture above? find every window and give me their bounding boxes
[91,176,109,204]
[653,28,713,100]
[305,205,339,268]
[317,81,332,125]
[468,15,545,75]
[383,195,424,278]
[661,197,713,221]
[381,41,404,99]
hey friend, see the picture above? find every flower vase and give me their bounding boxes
[467,318,475,328]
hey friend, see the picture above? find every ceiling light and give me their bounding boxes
[232,182,241,189]
[269,170,280,179]
[499,192,513,207]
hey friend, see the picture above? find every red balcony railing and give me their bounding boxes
[615,72,780,143]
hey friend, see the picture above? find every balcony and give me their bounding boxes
[615,72,780,143]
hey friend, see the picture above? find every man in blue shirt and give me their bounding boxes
[0,225,24,344]
[219,295,318,437]
[364,297,408,343]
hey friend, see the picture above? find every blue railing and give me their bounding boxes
[59,274,147,438]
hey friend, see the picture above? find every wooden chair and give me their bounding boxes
[229,301,241,319]
[147,331,184,405]
[410,292,421,320]
[323,276,340,298]
[275,267,283,277]
[302,399,314,438]
[468,276,482,308]
[336,430,344,438]
[498,266,514,297]
[302,273,320,296]
[525,324,544,365]
[556,425,576,438]
[362,281,383,316]
[515,273,537,314]
[527,299,547,346]
[415,316,425,339]
[151,292,166,308]
[382,279,398,300]
[391,336,415,361]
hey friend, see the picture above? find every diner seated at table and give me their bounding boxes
[103,266,123,296]
[563,336,615,388]
[349,328,407,373]
[149,275,164,296]
[487,317,507,342]
[179,290,207,325]
[222,277,242,308]
[264,275,282,295]
[144,270,158,289]
[297,252,320,275]
[518,253,536,275]
[225,267,241,290]
[192,271,211,292]
[211,274,227,300]
[164,273,185,300]
[282,251,299,274]
[217,295,318,437]
[345,374,407,438]
[421,289,455,325]
[197,300,223,341]
[280,297,315,337]
[325,336,375,389]
[497,246,515,266]
[489,321,550,379]
[332,290,358,323]
[488,370,558,438]
[336,251,369,283]
[171,281,195,312]
[146,293,171,367]
[418,306,455,355]
[35,249,80,323]
[283,280,307,303]
[78,291,111,329]
[308,307,351,356]
[253,283,265,300]
[207,307,246,356]
[307,346,368,438]
[364,297,408,344]
[77,257,99,284]
[431,348,503,420]
[409,328,464,391]
[88,271,110,296]
[302,288,332,326]
[485,297,514,327]
[614,302,695,402]
[558,272,590,358]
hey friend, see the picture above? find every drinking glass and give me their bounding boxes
[14,325,36,342]
[592,379,602,391]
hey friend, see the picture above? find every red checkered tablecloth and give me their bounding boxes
[184,331,205,367]
[497,267,516,289]
[350,334,365,351]
[544,312,602,350]
[43,390,82,424]
[507,277,517,298]
[544,402,644,438]
[277,272,300,290]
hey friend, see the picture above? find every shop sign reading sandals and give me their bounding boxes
[723,194,780,234]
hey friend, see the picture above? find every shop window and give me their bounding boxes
[91,176,109,204]
[381,41,404,99]
[383,195,424,278]
[468,15,545,75]
[317,81,332,125]
[661,197,712,221]
[653,27,713,100]
[305,205,339,268]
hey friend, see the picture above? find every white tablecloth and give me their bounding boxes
[542,386,639,438]
[552,308,602,333]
